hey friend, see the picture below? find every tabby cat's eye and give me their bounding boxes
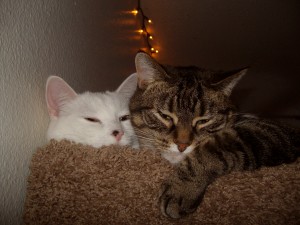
[196,118,210,126]
[158,111,173,121]
[119,115,130,122]
[85,117,101,123]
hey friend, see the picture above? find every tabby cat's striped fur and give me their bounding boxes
[129,52,300,219]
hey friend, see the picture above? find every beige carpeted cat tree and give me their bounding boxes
[23,140,300,225]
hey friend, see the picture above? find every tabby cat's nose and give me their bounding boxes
[112,130,124,141]
[176,143,189,152]
[174,139,190,152]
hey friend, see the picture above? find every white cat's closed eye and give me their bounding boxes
[85,117,101,123]
[119,115,130,121]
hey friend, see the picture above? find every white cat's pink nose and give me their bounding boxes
[112,130,124,141]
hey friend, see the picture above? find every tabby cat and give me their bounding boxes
[129,52,300,218]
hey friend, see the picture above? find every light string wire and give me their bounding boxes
[131,0,159,55]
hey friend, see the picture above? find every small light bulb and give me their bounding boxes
[155,50,159,53]
[151,47,154,51]
[138,29,144,34]
[148,19,152,23]
[132,9,138,15]
[149,35,153,40]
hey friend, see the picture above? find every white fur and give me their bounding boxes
[162,143,194,164]
[46,74,138,148]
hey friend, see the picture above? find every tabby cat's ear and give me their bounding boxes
[215,68,248,96]
[116,73,137,100]
[46,76,77,118]
[135,52,167,89]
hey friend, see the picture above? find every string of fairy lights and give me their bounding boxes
[131,0,159,55]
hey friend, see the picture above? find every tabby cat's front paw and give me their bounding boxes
[159,182,204,219]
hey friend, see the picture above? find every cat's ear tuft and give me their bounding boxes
[135,52,166,89]
[46,76,77,118]
[116,73,137,100]
[216,68,248,96]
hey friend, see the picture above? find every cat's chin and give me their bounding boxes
[162,152,187,164]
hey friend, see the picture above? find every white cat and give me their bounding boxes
[45,74,138,148]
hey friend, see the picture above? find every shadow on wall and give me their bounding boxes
[232,65,300,128]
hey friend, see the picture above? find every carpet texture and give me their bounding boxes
[23,140,300,225]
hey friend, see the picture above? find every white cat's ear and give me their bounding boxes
[215,68,248,96]
[46,76,77,118]
[116,73,137,100]
[135,52,167,89]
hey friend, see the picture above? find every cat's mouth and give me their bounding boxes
[162,151,187,164]
[161,144,195,164]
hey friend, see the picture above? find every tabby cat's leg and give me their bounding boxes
[159,140,246,218]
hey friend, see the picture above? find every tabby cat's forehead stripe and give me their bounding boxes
[163,95,176,113]
[172,87,203,114]
[168,95,177,113]
[199,102,206,117]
